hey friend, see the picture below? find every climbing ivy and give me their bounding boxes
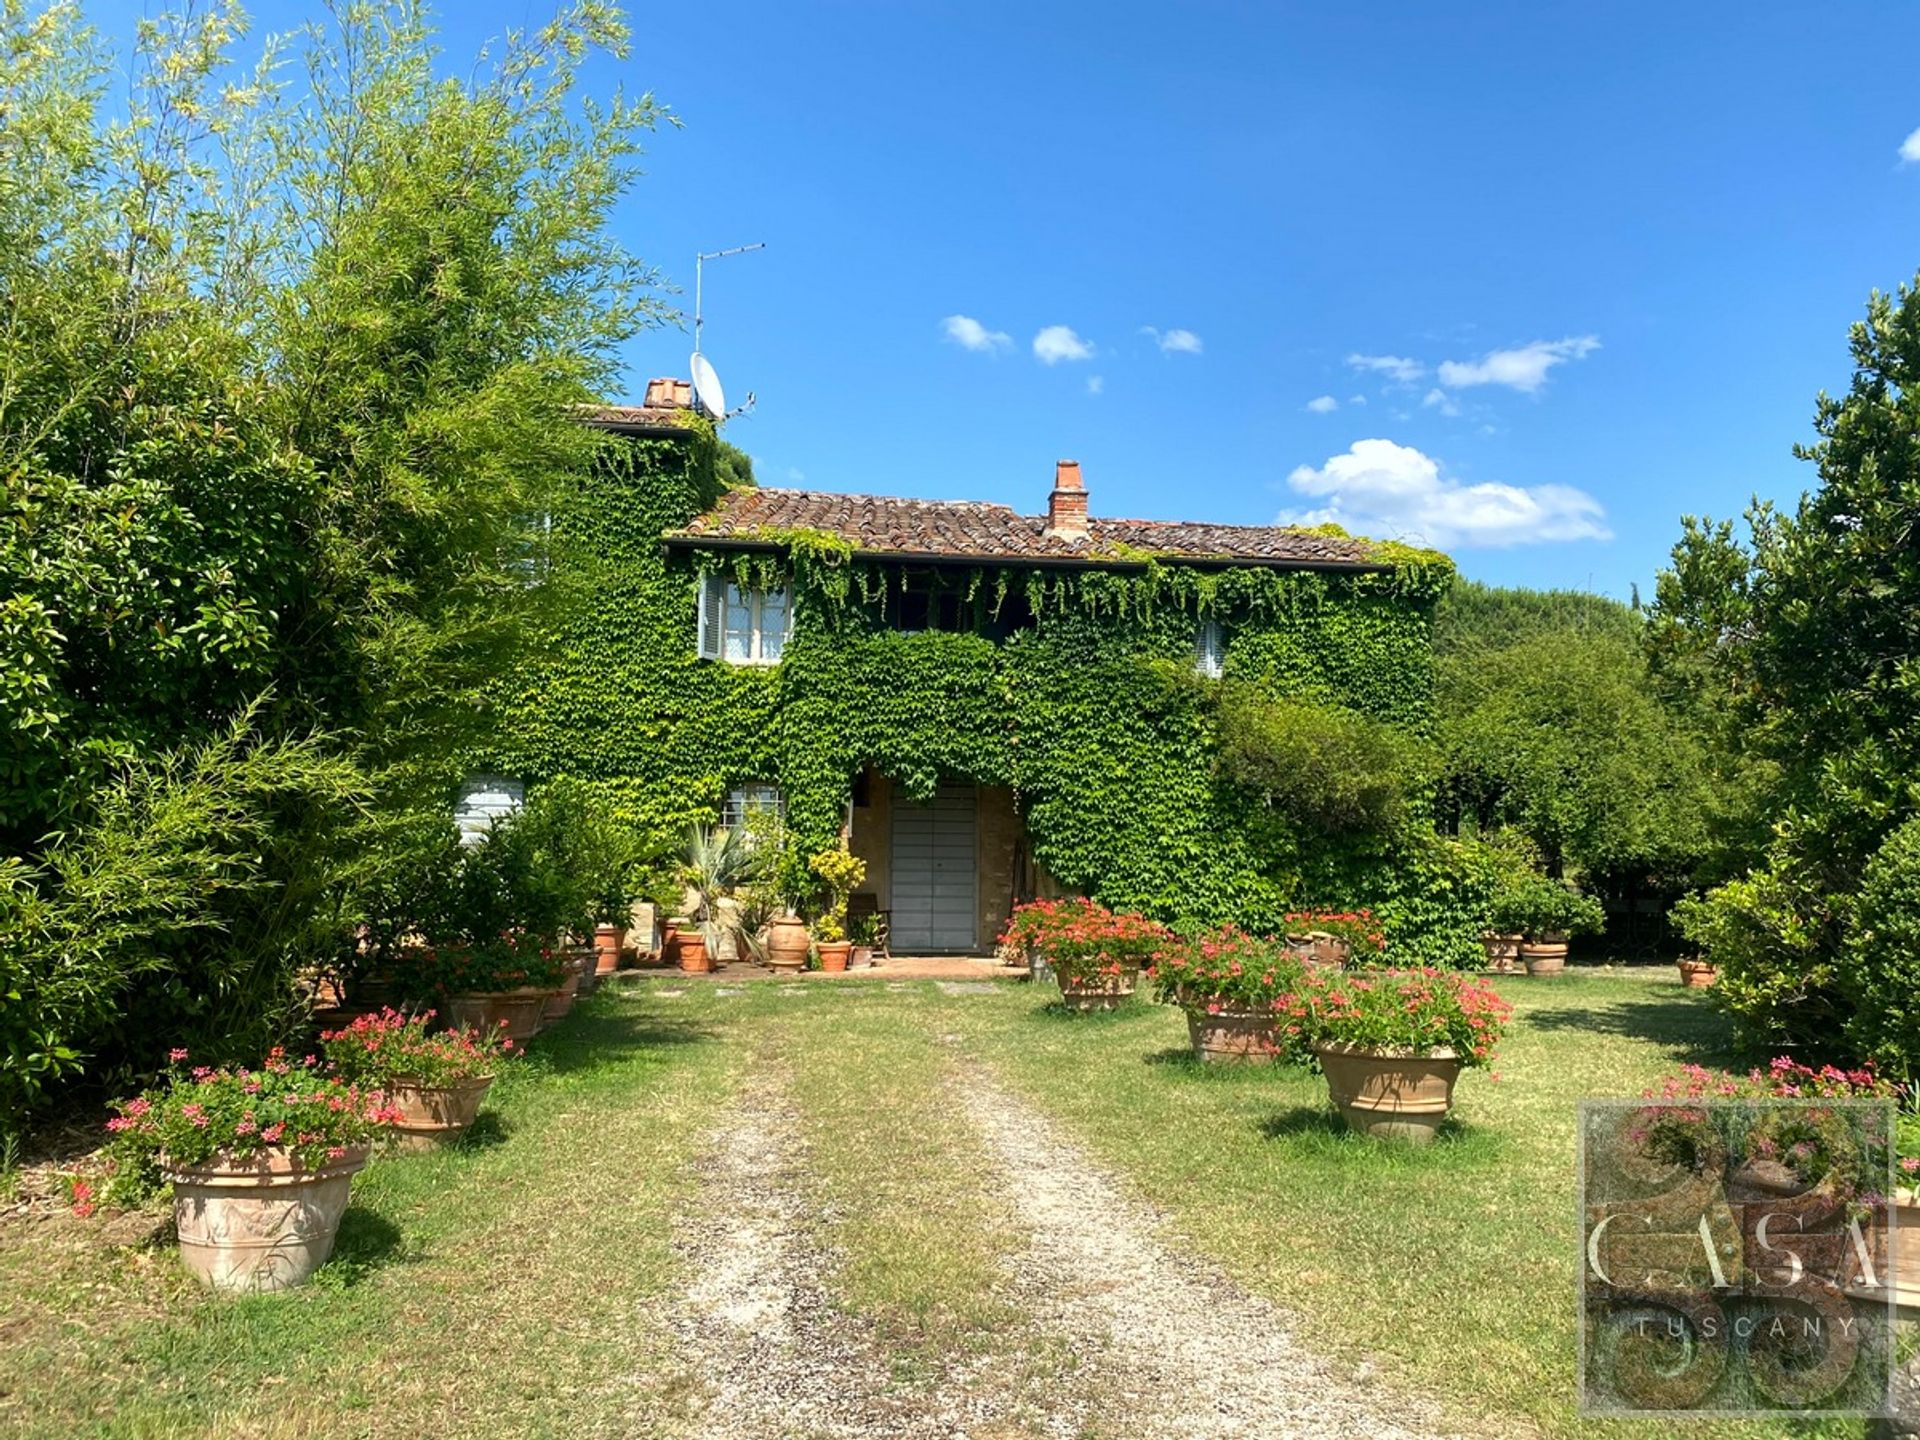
[489,433,1493,964]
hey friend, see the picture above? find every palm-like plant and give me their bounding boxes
[682,823,754,955]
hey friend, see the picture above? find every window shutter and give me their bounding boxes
[1195,619,1223,679]
[697,574,723,659]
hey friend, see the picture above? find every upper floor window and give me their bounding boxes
[697,574,788,664]
[1194,618,1225,679]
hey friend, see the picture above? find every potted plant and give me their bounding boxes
[849,912,880,969]
[1282,909,1387,971]
[1504,873,1605,974]
[404,936,569,1043]
[1008,897,1170,1011]
[104,1050,396,1291]
[1149,927,1307,1062]
[1281,968,1511,1143]
[682,823,754,974]
[321,1009,515,1149]
[807,845,866,973]
[1647,1059,1919,1309]
[1675,957,1717,988]
[1478,839,1539,973]
[999,901,1058,984]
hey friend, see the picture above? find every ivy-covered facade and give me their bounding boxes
[490,385,1487,963]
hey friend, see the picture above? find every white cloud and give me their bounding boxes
[941,314,1011,353]
[1437,336,1599,393]
[1141,326,1203,355]
[1901,127,1920,163]
[1033,324,1095,364]
[786,466,807,483]
[1280,438,1611,549]
[1086,375,1105,395]
[1305,395,1339,414]
[1422,387,1461,417]
[1347,395,1367,406]
[1346,353,1426,385]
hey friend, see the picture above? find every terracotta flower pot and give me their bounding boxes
[543,953,589,1023]
[1056,966,1139,1012]
[593,923,626,977]
[850,945,874,969]
[162,1144,372,1292]
[1892,1193,1920,1312]
[1520,938,1568,975]
[1286,933,1347,973]
[677,931,711,974]
[765,914,810,971]
[446,989,548,1044]
[1676,958,1717,989]
[379,1074,494,1150]
[1481,932,1523,974]
[1314,1042,1461,1144]
[1186,1007,1280,1063]
[568,944,599,997]
[817,940,851,972]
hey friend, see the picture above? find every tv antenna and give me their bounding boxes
[692,242,765,421]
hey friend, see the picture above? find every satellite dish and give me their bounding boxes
[690,352,726,420]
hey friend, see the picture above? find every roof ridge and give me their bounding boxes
[745,487,1022,515]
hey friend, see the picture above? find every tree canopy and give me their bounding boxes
[0,0,671,1116]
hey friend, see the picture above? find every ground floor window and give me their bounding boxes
[723,782,786,830]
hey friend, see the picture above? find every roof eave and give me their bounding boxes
[582,417,697,439]
[659,532,1392,575]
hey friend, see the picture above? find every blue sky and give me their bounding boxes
[96,2,1920,597]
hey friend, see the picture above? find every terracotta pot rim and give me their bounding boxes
[1184,1003,1278,1021]
[1313,1041,1460,1062]
[382,1073,494,1094]
[161,1142,373,1186]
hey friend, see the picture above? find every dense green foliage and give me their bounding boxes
[490,439,1506,963]
[0,1,668,1124]
[1656,275,1920,1076]
[1214,686,1432,836]
[1439,629,1710,880]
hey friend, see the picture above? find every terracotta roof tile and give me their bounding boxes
[666,488,1380,569]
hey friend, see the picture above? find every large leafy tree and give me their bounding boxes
[1654,277,1920,1071]
[1433,583,1719,937]
[0,0,671,1114]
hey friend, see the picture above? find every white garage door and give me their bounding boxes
[890,782,978,952]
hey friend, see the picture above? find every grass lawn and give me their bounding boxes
[942,970,1874,1440]
[0,999,748,1439]
[0,970,1894,1439]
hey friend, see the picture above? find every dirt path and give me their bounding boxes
[959,1071,1464,1440]
[667,1065,1466,1440]
[664,1077,1052,1439]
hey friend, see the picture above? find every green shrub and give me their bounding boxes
[1841,816,1920,1077]
[1494,872,1605,939]
[1670,872,1845,1056]
[0,714,365,1128]
[1215,688,1432,836]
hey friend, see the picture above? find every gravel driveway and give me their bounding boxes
[664,1058,1475,1440]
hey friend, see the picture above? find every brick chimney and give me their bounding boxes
[1045,459,1089,541]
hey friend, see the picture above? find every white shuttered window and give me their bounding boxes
[1194,618,1225,679]
[696,574,789,665]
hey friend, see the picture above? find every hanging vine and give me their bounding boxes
[488,437,1487,965]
